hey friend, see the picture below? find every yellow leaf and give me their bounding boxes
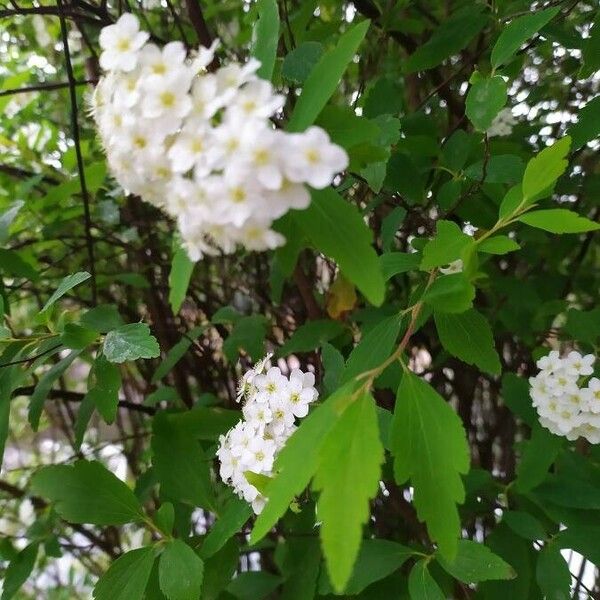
[327,274,357,319]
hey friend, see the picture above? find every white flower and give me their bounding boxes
[139,42,187,78]
[241,437,276,472]
[243,402,273,430]
[227,79,284,122]
[583,378,600,414]
[536,350,562,374]
[564,351,595,377]
[99,13,149,72]
[283,127,349,188]
[269,396,295,436]
[286,376,316,419]
[167,123,215,175]
[254,366,289,404]
[141,71,193,122]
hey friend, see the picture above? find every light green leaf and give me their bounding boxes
[31,460,144,525]
[313,392,384,592]
[1,543,39,600]
[518,208,600,233]
[0,201,24,245]
[434,308,501,375]
[423,273,475,314]
[93,547,155,600]
[295,188,385,305]
[391,372,469,560]
[465,75,507,131]
[282,41,323,83]
[536,543,571,600]
[60,323,98,349]
[103,323,160,363]
[82,304,124,333]
[41,271,91,313]
[251,0,279,81]
[168,245,195,314]
[250,381,358,544]
[522,136,571,203]
[491,6,560,68]
[420,221,473,270]
[380,252,421,281]
[407,560,445,600]
[437,539,515,583]
[159,539,204,600]
[277,320,345,357]
[568,95,600,150]
[478,235,520,254]
[200,496,252,559]
[288,20,370,132]
[88,354,122,424]
[405,7,487,73]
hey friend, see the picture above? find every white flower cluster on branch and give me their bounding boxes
[529,350,600,443]
[217,354,318,514]
[91,14,348,260]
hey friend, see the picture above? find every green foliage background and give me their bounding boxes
[0,0,599,598]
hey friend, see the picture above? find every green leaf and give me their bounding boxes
[514,425,563,492]
[380,206,406,251]
[491,6,560,68]
[1,543,38,600]
[478,235,520,254]
[82,304,124,333]
[501,373,536,426]
[222,315,268,361]
[251,0,279,81]
[319,539,413,595]
[31,460,144,525]
[407,560,445,600]
[200,496,252,559]
[503,511,547,541]
[580,11,600,78]
[437,540,515,583]
[536,543,571,600]
[380,252,421,281]
[159,540,204,600]
[288,20,370,132]
[154,502,174,535]
[434,308,501,375]
[60,323,98,349]
[40,271,90,313]
[420,221,473,270]
[518,208,600,233]
[103,323,160,363]
[405,7,488,73]
[73,389,95,451]
[168,245,195,314]
[152,326,205,383]
[152,412,215,510]
[93,547,155,600]
[0,201,24,245]
[282,41,323,83]
[391,372,469,560]
[0,249,39,281]
[28,350,81,431]
[567,95,600,150]
[277,320,344,356]
[465,75,507,131]
[564,307,600,345]
[88,354,122,423]
[202,539,240,600]
[423,273,475,314]
[281,538,321,600]
[313,392,384,592]
[321,342,344,395]
[295,188,385,305]
[250,381,358,544]
[522,136,571,203]
[226,572,282,600]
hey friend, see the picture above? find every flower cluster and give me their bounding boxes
[487,107,517,137]
[217,355,318,514]
[529,350,600,443]
[91,14,348,260]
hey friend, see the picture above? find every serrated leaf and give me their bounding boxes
[478,235,520,254]
[518,208,599,233]
[200,496,252,559]
[159,539,204,600]
[31,460,144,525]
[60,323,98,349]
[313,392,384,591]
[250,381,358,544]
[288,20,370,132]
[522,137,571,203]
[434,308,501,375]
[421,221,473,270]
[41,271,91,313]
[277,320,345,357]
[295,188,385,305]
[536,543,571,600]
[88,354,122,423]
[437,540,515,583]
[93,547,155,600]
[466,75,507,131]
[423,273,475,314]
[380,252,420,281]
[168,245,195,314]
[407,560,444,600]
[391,372,469,560]
[567,95,600,150]
[103,323,160,363]
[491,7,560,68]
[503,511,547,541]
